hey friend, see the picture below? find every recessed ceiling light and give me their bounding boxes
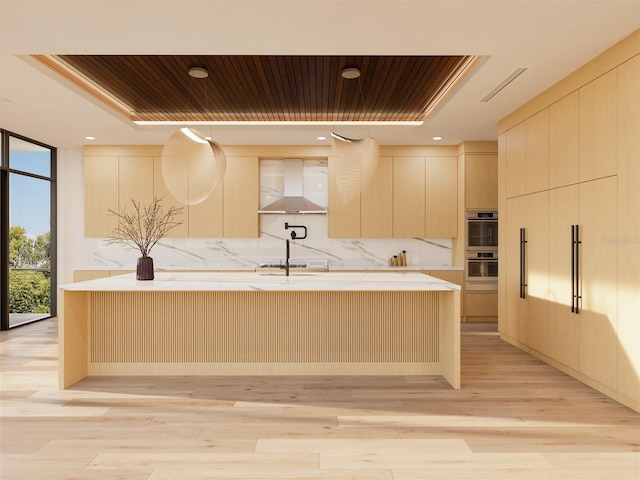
[85,136,95,140]
[432,136,443,141]
[317,136,327,141]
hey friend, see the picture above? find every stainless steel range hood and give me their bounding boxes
[258,159,327,214]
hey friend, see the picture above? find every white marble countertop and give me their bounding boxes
[74,265,463,272]
[60,271,461,292]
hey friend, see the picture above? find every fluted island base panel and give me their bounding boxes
[59,273,460,389]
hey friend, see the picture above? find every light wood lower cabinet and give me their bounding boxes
[505,196,525,341]
[524,190,549,353]
[548,185,579,370]
[465,292,497,320]
[578,176,618,390]
[504,178,620,394]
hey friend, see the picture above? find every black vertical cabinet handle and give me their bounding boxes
[571,225,575,313]
[575,224,580,314]
[571,224,581,314]
[519,227,527,299]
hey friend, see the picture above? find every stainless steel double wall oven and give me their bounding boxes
[465,210,498,291]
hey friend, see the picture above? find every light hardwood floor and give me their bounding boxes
[1,320,638,479]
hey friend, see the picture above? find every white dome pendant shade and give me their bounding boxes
[331,135,380,205]
[161,127,227,205]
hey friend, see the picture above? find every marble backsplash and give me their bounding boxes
[83,213,452,270]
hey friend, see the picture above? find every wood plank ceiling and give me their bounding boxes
[34,55,476,123]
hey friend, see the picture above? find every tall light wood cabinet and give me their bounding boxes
[393,157,426,238]
[499,31,639,412]
[617,54,640,403]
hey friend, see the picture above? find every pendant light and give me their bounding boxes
[331,67,380,205]
[161,66,226,205]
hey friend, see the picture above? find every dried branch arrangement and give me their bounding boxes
[105,198,184,257]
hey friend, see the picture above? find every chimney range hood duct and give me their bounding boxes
[258,159,327,214]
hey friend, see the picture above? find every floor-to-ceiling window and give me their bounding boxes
[1,130,57,330]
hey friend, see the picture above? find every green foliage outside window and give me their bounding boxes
[9,226,51,314]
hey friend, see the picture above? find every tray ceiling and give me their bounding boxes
[33,55,477,123]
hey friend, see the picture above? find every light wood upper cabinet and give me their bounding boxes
[223,156,259,238]
[118,156,154,212]
[189,181,223,238]
[361,156,392,238]
[505,122,526,198]
[393,157,426,238]
[84,156,118,237]
[426,156,457,237]
[328,155,361,238]
[549,91,580,189]
[525,109,550,193]
[153,157,188,238]
[579,69,618,182]
[617,54,640,404]
[465,154,498,209]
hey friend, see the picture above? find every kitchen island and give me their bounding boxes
[58,272,460,388]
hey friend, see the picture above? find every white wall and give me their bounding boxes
[57,150,453,283]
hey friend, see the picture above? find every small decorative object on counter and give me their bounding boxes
[399,250,407,266]
[104,197,184,280]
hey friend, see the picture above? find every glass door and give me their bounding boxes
[1,131,56,329]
